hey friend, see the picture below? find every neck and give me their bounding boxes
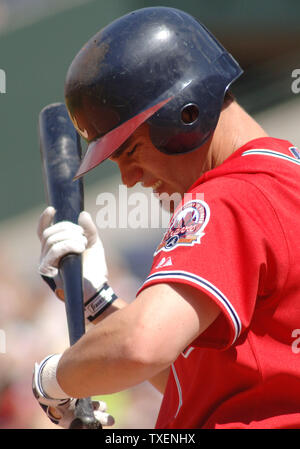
[209,101,269,169]
[176,102,269,193]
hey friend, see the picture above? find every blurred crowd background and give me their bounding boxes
[0,0,300,429]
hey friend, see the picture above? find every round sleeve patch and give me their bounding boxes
[154,199,210,255]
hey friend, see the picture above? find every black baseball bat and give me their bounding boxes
[39,102,101,429]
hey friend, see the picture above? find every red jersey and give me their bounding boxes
[138,137,300,429]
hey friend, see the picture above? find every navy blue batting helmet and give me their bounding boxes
[64,6,243,178]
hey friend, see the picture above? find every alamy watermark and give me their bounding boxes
[95,185,204,229]
[0,69,6,94]
[291,69,300,94]
[0,329,6,353]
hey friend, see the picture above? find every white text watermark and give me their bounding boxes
[95,186,204,229]
[291,69,300,94]
[0,69,6,94]
[291,329,300,354]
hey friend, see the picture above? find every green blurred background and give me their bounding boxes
[0,0,299,429]
[1,0,300,221]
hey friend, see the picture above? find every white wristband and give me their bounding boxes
[40,354,70,400]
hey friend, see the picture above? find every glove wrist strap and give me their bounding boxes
[85,282,118,323]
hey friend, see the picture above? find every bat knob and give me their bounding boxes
[69,416,102,429]
[69,397,102,429]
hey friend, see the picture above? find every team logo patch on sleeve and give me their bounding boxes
[154,200,210,255]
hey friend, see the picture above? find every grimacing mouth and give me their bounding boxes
[151,180,163,190]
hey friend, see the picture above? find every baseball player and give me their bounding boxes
[33,7,300,428]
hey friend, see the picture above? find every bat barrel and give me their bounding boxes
[39,103,83,224]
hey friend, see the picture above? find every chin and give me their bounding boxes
[155,190,183,213]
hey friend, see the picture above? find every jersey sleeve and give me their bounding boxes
[137,176,289,350]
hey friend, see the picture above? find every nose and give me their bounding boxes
[119,164,144,188]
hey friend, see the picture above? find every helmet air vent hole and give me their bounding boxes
[181,103,199,125]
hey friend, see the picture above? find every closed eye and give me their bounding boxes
[110,142,139,160]
[127,144,139,156]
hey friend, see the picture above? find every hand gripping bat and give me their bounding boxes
[39,103,101,429]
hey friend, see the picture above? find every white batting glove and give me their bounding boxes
[38,206,108,299]
[33,355,114,429]
[37,207,117,323]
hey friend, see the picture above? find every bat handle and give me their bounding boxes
[60,255,101,429]
[60,254,85,344]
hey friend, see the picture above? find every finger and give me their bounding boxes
[94,411,115,427]
[37,206,56,241]
[41,222,85,255]
[38,263,58,278]
[40,230,87,269]
[42,221,85,241]
[39,239,87,276]
[92,400,107,412]
[42,230,87,257]
[78,211,98,246]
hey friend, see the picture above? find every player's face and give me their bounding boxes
[109,123,209,197]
